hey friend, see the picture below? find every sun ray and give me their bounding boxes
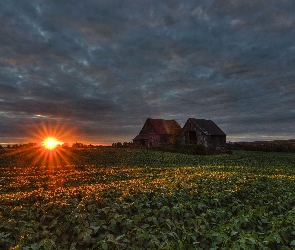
[24,121,80,168]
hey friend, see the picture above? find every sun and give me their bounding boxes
[25,121,79,166]
[42,137,60,150]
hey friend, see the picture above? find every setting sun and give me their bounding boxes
[42,137,60,150]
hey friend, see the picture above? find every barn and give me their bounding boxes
[180,118,226,151]
[133,118,178,147]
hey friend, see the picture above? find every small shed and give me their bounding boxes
[180,118,226,151]
[133,118,178,147]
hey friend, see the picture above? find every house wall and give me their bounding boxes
[133,139,146,146]
[149,135,161,147]
[210,135,226,150]
[133,134,161,147]
[159,134,171,144]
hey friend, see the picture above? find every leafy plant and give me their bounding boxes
[0,149,295,249]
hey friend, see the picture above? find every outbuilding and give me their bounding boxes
[133,118,178,147]
[180,118,226,151]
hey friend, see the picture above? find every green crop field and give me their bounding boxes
[0,148,295,249]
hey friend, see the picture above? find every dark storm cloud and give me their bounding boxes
[0,0,295,144]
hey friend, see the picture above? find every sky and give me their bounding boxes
[1,0,295,145]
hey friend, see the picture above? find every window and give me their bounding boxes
[189,131,197,144]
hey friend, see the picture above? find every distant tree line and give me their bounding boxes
[71,142,104,148]
[1,142,104,150]
[3,142,37,150]
[227,140,295,153]
[112,142,133,148]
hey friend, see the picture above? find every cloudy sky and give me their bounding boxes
[1,0,295,145]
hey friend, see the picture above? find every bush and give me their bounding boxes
[151,144,219,155]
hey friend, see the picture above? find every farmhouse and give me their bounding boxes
[133,118,178,147]
[180,118,226,151]
[133,117,226,151]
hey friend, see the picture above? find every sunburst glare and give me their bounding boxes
[42,136,61,150]
[26,121,79,166]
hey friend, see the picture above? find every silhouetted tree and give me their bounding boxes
[62,142,70,148]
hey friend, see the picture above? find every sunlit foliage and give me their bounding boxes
[0,149,295,249]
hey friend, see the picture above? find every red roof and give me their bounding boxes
[147,118,177,135]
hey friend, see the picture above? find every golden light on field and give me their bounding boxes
[42,137,61,150]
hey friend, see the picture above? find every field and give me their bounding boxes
[0,148,295,249]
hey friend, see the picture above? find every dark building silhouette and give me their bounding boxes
[180,118,226,151]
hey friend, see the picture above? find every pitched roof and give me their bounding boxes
[189,118,226,136]
[133,134,152,141]
[146,118,177,135]
[133,134,155,141]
